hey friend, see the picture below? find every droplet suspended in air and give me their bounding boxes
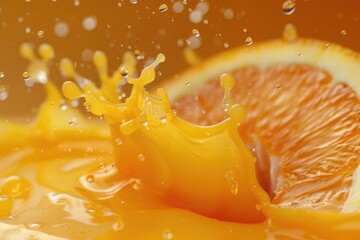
[22,71,30,81]
[120,67,129,78]
[282,0,296,15]
[172,1,184,13]
[192,28,200,37]
[130,0,138,4]
[82,16,97,31]
[341,29,347,36]
[37,30,45,38]
[189,10,203,24]
[245,36,253,45]
[159,3,168,12]
[0,72,4,78]
[223,8,235,20]
[54,21,69,38]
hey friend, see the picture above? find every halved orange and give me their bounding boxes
[163,37,360,214]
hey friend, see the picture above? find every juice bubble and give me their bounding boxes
[282,0,296,15]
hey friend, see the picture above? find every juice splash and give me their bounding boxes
[1,36,360,239]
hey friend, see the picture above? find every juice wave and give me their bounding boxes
[1,41,360,239]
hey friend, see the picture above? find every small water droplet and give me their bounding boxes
[185,81,190,87]
[245,36,253,45]
[120,67,129,78]
[37,30,45,38]
[162,228,174,239]
[74,0,80,6]
[160,117,167,123]
[0,72,4,78]
[130,0,138,4]
[192,28,200,37]
[223,42,229,48]
[275,84,282,90]
[23,71,30,81]
[242,27,248,33]
[137,153,145,161]
[282,0,296,15]
[341,29,347,36]
[159,4,168,12]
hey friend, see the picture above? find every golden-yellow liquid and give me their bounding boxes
[2,1,360,239]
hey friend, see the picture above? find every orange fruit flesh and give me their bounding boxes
[173,63,359,211]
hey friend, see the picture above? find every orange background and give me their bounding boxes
[0,0,359,116]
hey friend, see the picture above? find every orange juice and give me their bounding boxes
[1,1,360,239]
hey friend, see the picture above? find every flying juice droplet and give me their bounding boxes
[159,4,168,12]
[37,30,45,38]
[0,72,4,78]
[245,36,253,45]
[22,71,31,82]
[282,0,296,15]
[192,28,200,37]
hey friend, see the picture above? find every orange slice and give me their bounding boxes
[165,35,360,213]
